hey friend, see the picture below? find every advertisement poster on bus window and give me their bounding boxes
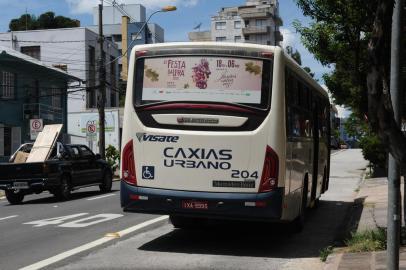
[142,56,263,104]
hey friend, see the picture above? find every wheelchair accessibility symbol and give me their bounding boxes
[142,166,155,180]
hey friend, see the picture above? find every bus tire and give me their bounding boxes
[5,189,24,205]
[291,178,308,233]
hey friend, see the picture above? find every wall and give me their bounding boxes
[68,109,120,154]
[0,63,69,160]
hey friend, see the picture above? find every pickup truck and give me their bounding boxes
[0,142,113,204]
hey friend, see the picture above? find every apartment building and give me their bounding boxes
[190,0,283,46]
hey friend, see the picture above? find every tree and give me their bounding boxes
[293,0,406,163]
[9,12,79,31]
[285,45,302,65]
[285,46,316,77]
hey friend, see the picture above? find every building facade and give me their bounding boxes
[190,0,283,46]
[89,4,164,78]
[0,46,79,161]
[0,28,120,113]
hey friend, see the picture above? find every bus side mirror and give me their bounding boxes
[95,154,102,160]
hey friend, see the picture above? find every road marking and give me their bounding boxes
[20,215,169,270]
[0,215,18,221]
[86,194,115,201]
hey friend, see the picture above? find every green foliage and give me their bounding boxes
[9,11,79,31]
[359,135,387,169]
[105,145,120,172]
[293,0,378,115]
[345,229,386,252]
[285,46,302,65]
[319,246,334,262]
[343,113,386,168]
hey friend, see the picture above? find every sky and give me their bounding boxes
[0,0,347,114]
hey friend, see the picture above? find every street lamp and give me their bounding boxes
[105,6,177,67]
[120,6,177,59]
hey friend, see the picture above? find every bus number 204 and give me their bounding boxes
[231,170,258,179]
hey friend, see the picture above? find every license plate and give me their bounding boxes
[13,182,29,189]
[182,200,208,210]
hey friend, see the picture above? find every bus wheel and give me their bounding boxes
[291,179,308,233]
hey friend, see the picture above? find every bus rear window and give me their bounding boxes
[134,55,272,110]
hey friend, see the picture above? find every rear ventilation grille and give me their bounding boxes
[213,180,255,188]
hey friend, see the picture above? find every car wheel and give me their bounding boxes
[5,189,24,205]
[54,175,71,201]
[99,171,112,193]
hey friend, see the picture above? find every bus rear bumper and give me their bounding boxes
[120,181,283,222]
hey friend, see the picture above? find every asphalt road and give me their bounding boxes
[0,149,368,270]
[0,182,159,270]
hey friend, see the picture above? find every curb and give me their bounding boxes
[324,253,343,270]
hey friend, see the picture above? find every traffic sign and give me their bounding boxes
[30,119,43,140]
[86,121,97,142]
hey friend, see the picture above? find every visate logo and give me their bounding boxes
[136,133,179,143]
[177,117,219,124]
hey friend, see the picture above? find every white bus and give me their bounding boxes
[120,42,330,231]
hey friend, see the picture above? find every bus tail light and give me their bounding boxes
[259,146,279,193]
[122,140,137,186]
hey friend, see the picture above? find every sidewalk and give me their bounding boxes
[325,177,406,270]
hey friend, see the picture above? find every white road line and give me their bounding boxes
[0,215,18,221]
[19,215,169,270]
[86,194,116,201]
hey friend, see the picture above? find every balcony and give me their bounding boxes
[242,26,270,35]
[239,11,271,19]
[23,103,63,123]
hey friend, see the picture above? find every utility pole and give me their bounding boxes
[98,0,106,159]
[387,0,403,269]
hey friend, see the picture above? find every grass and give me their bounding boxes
[319,246,334,262]
[344,228,386,252]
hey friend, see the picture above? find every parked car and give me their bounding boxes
[0,143,112,204]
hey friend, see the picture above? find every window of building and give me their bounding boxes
[234,36,242,42]
[131,33,142,41]
[21,46,40,60]
[234,21,242,29]
[1,71,15,99]
[88,46,96,109]
[215,21,226,30]
[112,35,122,42]
[256,19,267,27]
[216,36,227,42]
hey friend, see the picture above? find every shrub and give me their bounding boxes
[105,145,120,172]
[345,229,386,252]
